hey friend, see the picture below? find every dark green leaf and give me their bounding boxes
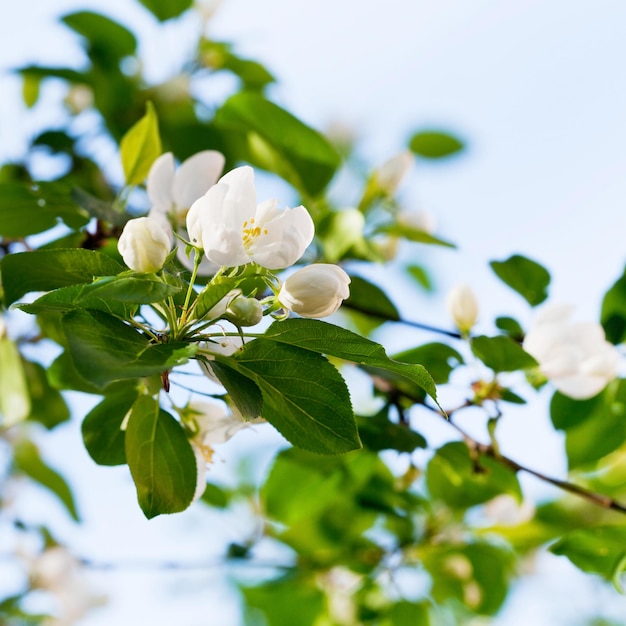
[138,0,193,21]
[490,254,550,306]
[343,274,400,322]
[495,316,524,341]
[82,384,139,465]
[208,359,264,420]
[357,409,427,453]
[393,342,463,384]
[0,182,89,237]
[230,339,360,454]
[262,319,439,404]
[409,130,465,159]
[550,526,626,585]
[18,65,89,84]
[426,441,521,509]
[13,439,79,521]
[125,395,197,518]
[22,360,70,429]
[62,309,196,388]
[120,101,162,185]
[471,335,537,372]
[1,249,124,306]
[601,268,626,344]
[215,92,340,196]
[62,11,137,61]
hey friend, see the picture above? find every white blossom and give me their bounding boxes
[446,284,478,334]
[187,401,261,500]
[186,166,315,270]
[279,264,351,318]
[397,208,437,234]
[147,150,225,221]
[523,303,620,400]
[147,150,225,275]
[117,216,171,273]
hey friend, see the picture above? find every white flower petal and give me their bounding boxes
[172,150,225,211]
[147,152,175,209]
[117,217,171,273]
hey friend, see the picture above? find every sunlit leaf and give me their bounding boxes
[120,101,162,185]
[471,335,537,373]
[409,130,465,159]
[0,338,30,427]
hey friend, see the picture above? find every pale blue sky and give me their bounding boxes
[3,1,626,624]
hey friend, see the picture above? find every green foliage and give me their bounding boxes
[426,442,522,509]
[489,254,551,306]
[550,383,626,469]
[409,129,465,159]
[471,335,537,372]
[0,337,30,426]
[125,395,197,518]
[0,182,89,237]
[1,249,123,306]
[601,267,626,344]
[139,0,193,21]
[215,92,341,196]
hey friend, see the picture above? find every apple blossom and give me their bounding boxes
[186,166,315,270]
[375,151,413,195]
[147,150,225,222]
[523,303,620,400]
[446,284,478,334]
[279,264,351,318]
[187,401,261,499]
[198,335,246,384]
[117,216,172,273]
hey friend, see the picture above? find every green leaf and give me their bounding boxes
[490,254,550,306]
[384,601,430,626]
[409,130,465,159]
[215,92,340,196]
[62,309,197,388]
[550,382,626,469]
[125,395,197,518]
[471,335,537,373]
[120,101,162,185]
[22,74,40,108]
[393,342,463,384]
[262,319,439,404]
[357,409,427,453]
[0,182,89,237]
[62,11,137,62]
[71,187,128,226]
[229,339,360,454]
[426,441,521,509]
[406,264,433,291]
[377,222,456,248]
[342,274,400,322]
[550,526,626,584]
[138,0,193,21]
[1,249,124,306]
[207,359,264,420]
[13,439,79,521]
[200,483,230,508]
[0,338,30,427]
[424,542,514,615]
[243,576,326,626]
[601,268,626,344]
[21,359,70,429]
[495,316,524,341]
[195,275,245,319]
[82,384,139,465]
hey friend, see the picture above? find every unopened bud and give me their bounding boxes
[225,296,263,327]
[446,284,478,334]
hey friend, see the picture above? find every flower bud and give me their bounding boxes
[117,217,171,273]
[225,296,263,327]
[279,264,351,319]
[375,151,413,195]
[446,284,478,334]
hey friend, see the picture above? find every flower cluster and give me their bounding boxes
[117,156,351,320]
